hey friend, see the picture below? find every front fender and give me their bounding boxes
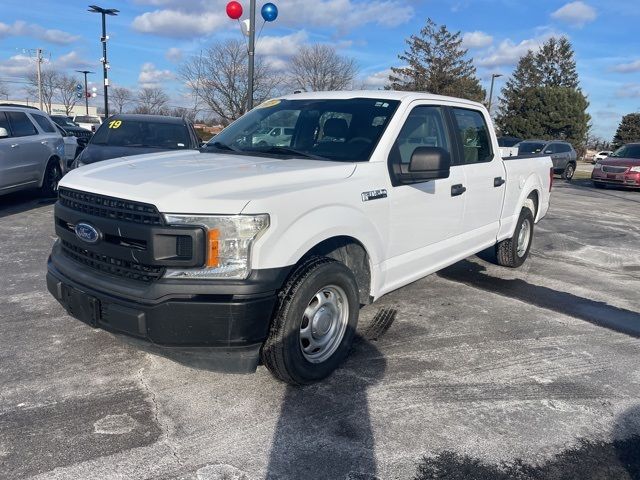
[250,204,385,272]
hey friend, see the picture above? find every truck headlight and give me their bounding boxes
[630,166,640,172]
[163,214,269,280]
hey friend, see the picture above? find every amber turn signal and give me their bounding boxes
[206,229,220,267]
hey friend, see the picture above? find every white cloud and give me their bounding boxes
[616,83,640,98]
[362,68,393,89]
[56,51,94,70]
[476,34,556,68]
[132,10,227,38]
[0,54,33,77]
[612,59,640,74]
[165,47,183,62]
[551,1,596,27]
[0,20,79,45]
[138,62,175,88]
[462,31,493,49]
[131,0,413,38]
[256,31,309,56]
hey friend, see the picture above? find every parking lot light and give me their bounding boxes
[88,5,119,119]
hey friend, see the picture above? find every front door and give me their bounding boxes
[383,104,466,292]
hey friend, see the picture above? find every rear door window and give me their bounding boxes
[0,112,11,136]
[31,114,56,133]
[6,112,38,137]
[451,108,493,163]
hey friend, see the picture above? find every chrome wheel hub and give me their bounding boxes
[300,285,349,364]
[517,218,531,258]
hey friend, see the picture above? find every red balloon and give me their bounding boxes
[226,1,243,19]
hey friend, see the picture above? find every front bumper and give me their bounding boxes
[591,170,640,188]
[47,244,291,372]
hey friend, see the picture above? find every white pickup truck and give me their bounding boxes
[47,91,553,384]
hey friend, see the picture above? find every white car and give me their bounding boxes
[54,125,80,167]
[72,115,102,132]
[47,91,553,384]
[252,126,294,147]
[593,150,613,164]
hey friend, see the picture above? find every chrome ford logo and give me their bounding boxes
[74,222,101,244]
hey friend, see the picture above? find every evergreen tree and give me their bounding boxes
[496,37,589,151]
[388,18,485,102]
[612,113,640,147]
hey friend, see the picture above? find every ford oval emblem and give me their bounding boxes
[74,222,101,244]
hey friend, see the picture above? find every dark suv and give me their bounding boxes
[516,140,577,180]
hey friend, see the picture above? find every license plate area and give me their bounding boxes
[61,284,101,327]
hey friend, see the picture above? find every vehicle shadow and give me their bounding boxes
[566,179,640,204]
[265,331,388,480]
[0,190,56,218]
[438,259,640,338]
[412,404,640,479]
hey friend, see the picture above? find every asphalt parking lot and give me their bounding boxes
[1,177,639,480]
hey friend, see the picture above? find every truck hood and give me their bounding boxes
[60,150,357,214]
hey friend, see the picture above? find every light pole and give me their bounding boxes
[247,0,256,112]
[76,70,94,115]
[88,5,119,119]
[488,73,503,116]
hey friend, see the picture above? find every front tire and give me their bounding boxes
[562,163,576,180]
[495,207,535,268]
[41,158,62,198]
[261,257,360,385]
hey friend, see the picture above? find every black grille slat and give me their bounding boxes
[62,240,164,283]
[58,188,163,226]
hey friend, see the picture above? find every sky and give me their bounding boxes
[0,0,639,140]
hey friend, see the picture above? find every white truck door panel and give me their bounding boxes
[381,104,466,292]
[450,107,506,247]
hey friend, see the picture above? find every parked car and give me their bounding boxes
[0,104,65,197]
[252,126,295,147]
[72,114,102,132]
[72,114,201,168]
[516,140,577,180]
[592,150,613,164]
[54,125,81,168]
[498,136,522,147]
[50,115,93,143]
[591,143,640,189]
[47,91,553,384]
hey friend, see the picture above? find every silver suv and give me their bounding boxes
[516,139,578,180]
[0,104,65,197]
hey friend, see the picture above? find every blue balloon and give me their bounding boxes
[261,3,278,22]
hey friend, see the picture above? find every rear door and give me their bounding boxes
[5,111,50,186]
[384,103,466,289]
[0,111,18,190]
[450,107,505,248]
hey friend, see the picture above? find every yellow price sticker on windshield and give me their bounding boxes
[109,120,122,129]
[257,99,281,109]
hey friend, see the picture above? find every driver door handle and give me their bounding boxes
[494,177,506,187]
[451,184,466,197]
[41,140,48,145]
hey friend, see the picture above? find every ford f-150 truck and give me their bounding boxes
[47,91,553,385]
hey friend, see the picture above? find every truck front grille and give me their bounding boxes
[61,240,164,283]
[58,188,163,226]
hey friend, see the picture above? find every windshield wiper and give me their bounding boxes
[208,141,241,152]
[251,146,327,160]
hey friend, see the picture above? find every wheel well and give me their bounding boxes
[41,155,62,187]
[300,236,371,306]
[527,190,539,218]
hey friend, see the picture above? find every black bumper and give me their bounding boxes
[47,247,291,372]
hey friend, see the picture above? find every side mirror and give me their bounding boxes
[0,127,9,139]
[396,147,451,184]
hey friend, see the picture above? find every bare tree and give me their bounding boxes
[134,87,169,115]
[111,87,133,114]
[289,44,358,92]
[0,80,9,100]
[179,39,281,124]
[54,73,80,115]
[170,106,196,122]
[27,68,59,113]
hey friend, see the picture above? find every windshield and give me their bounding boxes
[52,116,77,127]
[517,142,546,154]
[207,98,401,162]
[90,119,191,149]
[75,116,101,124]
[610,144,640,159]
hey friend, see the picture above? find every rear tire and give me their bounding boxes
[495,207,535,268]
[593,181,606,189]
[562,162,575,181]
[261,256,360,385]
[41,158,61,198]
